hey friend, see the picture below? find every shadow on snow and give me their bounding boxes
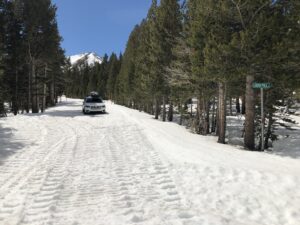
[227,116,300,159]
[0,123,25,165]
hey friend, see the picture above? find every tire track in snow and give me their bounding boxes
[47,107,191,225]
[20,132,78,224]
[2,100,284,225]
[0,117,47,193]
[49,118,110,225]
[0,117,78,224]
[95,112,190,224]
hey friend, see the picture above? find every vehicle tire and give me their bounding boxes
[83,109,87,114]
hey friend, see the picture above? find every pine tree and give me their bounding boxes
[0,0,5,116]
[22,0,63,113]
[147,0,163,119]
[115,24,141,106]
[98,54,109,98]
[156,0,182,121]
[228,0,300,150]
[0,0,64,114]
[187,0,216,135]
[98,0,300,150]
[133,20,155,111]
[167,1,193,123]
[2,0,26,115]
[106,53,121,100]
[201,1,242,142]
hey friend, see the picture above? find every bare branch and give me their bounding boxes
[231,0,246,29]
[249,1,270,25]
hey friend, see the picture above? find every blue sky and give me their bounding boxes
[52,0,152,56]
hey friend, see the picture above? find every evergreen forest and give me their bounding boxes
[0,0,65,115]
[1,0,300,151]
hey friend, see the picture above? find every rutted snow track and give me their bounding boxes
[0,100,191,225]
[0,99,300,225]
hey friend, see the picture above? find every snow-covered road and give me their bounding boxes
[0,99,300,225]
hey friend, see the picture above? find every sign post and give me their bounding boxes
[260,88,264,151]
[252,82,272,151]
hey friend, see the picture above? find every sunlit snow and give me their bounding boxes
[0,98,300,225]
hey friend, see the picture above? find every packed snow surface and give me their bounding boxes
[69,52,103,66]
[0,98,300,225]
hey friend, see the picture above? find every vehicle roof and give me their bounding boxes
[86,95,102,98]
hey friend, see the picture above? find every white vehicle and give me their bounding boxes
[82,95,106,114]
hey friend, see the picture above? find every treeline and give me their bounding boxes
[64,53,122,100]
[112,0,300,150]
[0,0,65,115]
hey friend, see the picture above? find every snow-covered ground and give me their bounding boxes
[0,98,300,225]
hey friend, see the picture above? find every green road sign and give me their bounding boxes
[252,81,272,151]
[252,82,272,89]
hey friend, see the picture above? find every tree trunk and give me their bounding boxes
[264,112,273,149]
[49,81,55,106]
[0,101,6,117]
[229,97,233,116]
[211,97,216,133]
[190,99,193,117]
[12,70,19,115]
[244,75,255,150]
[216,97,219,136]
[236,97,241,114]
[179,101,183,125]
[49,72,55,106]
[42,65,47,113]
[31,60,39,113]
[55,90,58,104]
[150,102,154,115]
[26,65,31,113]
[204,100,210,134]
[21,100,24,114]
[196,97,203,134]
[168,101,173,122]
[218,82,226,144]
[241,95,246,114]
[162,96,166,122]
[155,98,160,120]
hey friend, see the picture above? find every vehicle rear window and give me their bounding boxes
[86,98,103,103]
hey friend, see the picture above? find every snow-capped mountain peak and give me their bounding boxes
[69,52,103,67]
